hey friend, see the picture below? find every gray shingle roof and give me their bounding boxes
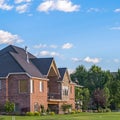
[31,58,53,75]
[0,45,43,78]
[0,52,24,77]
[58,68,67,81]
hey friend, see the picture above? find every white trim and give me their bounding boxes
[30,79,33,93]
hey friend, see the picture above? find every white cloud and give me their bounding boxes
[114,59,120,63]
[87,8,100,12]
[37,0,80,12]
[62,43,73,49]
[16,3,30,13]
[39,50,60,57]
[50,44,58,48]
[72,57,81,62]
[0,0,13,10]
[14,0,31,4]
[0,30,23,45]
[84,56,101,64]
[110,27,120,30]
[33,44,47,49]
[114,8,120,13]
[68,68,75,74]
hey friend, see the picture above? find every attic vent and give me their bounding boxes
[25,46,29,63]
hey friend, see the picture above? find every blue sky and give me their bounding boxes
[1,0,120,73]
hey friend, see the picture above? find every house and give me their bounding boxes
[0,45,75,114]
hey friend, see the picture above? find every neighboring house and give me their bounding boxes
[0,45,75,114]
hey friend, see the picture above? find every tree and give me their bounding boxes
[71,65,88,86]
[82,88,90,110]
[93,88,106,110]
[4,101,15,113]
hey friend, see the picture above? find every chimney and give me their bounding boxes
[25,46,29,63]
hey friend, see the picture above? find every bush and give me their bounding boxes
[4,101,15,113]
[26,112,34,116]
[49,112,55,115]
[76,109,82,113]
[105,108,111,112]
[70,110,76,114]
[61,104,72,113]
[34,111,40,116]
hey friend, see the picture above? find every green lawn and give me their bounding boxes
[0,112,120,120]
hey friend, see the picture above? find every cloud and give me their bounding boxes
[84,56,101,64]
[38,50,60,57]
[33,44,47,49]
[50,44,58,48]
[110,27,120,30]
[87,8,100,12]
[114,59,120,63]
[14,0,31,4]
[72,57,81,62]
[0,0,13,10]
[37,0,80,13]
[33,44,58,49]
[114,8,120,13]
[0,30,23,45]
[62,43,73,49]
[68,68,75,74]
[16,3,30,13]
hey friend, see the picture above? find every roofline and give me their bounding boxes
[0,72,49,81]
[47,58,61,78]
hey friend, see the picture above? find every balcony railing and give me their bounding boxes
[48,93,61,99]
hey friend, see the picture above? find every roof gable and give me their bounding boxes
[58,68,71,82]
[31,58,53,75]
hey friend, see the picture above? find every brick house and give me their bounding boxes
[0,45,75,113]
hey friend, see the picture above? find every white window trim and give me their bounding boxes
[40,81,42,92]
[30,79,33,93]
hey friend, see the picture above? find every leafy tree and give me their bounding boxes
[93,88,106,110]
[71,65,88,86]
[82,88,90,110]
[4,101,15,113]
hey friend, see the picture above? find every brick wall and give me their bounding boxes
[48,76,61,99]
[8,74,30,112]
[30,78,48,112]
[0,78,8,105]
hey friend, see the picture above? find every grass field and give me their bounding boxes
[0,112,120,120]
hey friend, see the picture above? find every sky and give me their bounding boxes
[1,0,120,73]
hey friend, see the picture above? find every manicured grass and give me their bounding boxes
[0,112,120,120]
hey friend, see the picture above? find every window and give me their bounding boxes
[63,86,69,96]
[0,80,1,90]
[40,81,44,92]
[19,80,27,93]
[34,102,39,112]
[30,79,34,93]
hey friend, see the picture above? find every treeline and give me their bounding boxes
[70,65,120,111]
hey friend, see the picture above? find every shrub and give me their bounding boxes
[4,101,15,113]
[105,108,111,112]
[49,112,55,115]
[71,110,76,114]
[61,104,72,113]
[34,111,40,116]
[26,112,34,116]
